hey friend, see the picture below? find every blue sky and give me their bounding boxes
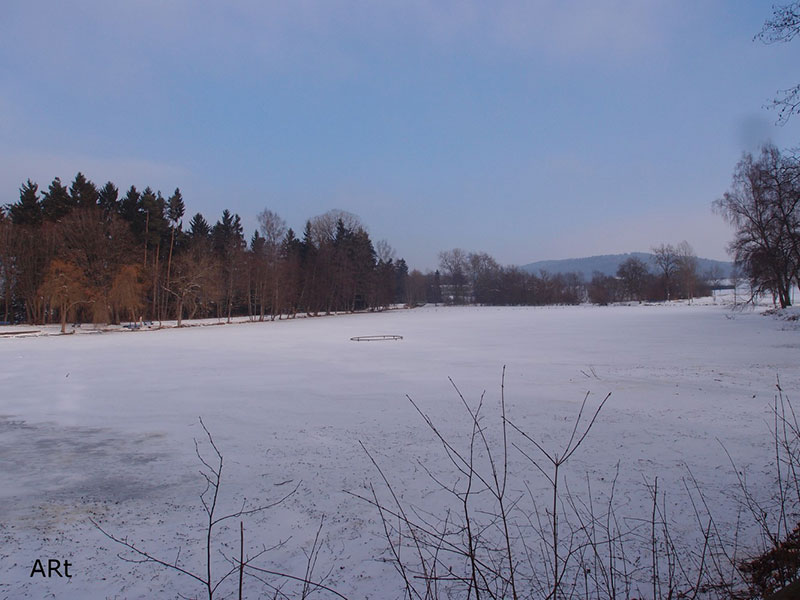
[2,1,799,270]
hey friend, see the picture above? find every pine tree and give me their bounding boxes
[249,230,265,319]
[118,186,141,227]
[138,187,169,256]
[98,182,119,218]
[212,210,246,322]
[9,180,43,226]
[432,270,442,304]
[280,228,303,317]
[188,212,211,242]
[138,188,168,319]
[41,177,73,222]
[165,188,185,318]
[395,258,409,304]
[212,210,244,254]
[69,172,99,208]
[167,188,185,226]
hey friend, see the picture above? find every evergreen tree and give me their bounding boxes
[280,228,303,317]
[188,212,211,242]
[167,188,185,226]
[118,185,141,226]
[348,228,377,310]
[212,210,246,321]
[9,180,43,226]
[301,221,316,258]
[232,214,244,247]
[250,230,265,254]
[138,187,169,246]
[212,210,245,254]
[300,220,321,314]
[41,177,73,222]
[281,228,300,254]
[164,188,186,320]
[395,258,409,303]
[98,182,119,217]
[69,172,99,208]
[138,188,169,318]
[432,270,442,304]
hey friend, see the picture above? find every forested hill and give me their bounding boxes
[520,253,733,280]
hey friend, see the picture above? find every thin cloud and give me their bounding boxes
[3,1,677,87]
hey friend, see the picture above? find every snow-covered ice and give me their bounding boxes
[1,301,798,598]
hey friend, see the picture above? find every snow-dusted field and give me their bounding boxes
[1,301,799,599]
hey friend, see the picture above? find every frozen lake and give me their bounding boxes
[1,302,798,598]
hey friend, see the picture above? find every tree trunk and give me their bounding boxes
[165,227,176,321]
[152,245,160,323]
[3,273,10,323]
[143,210,149,268]
[60,302,67,334]
[226,264,234,323]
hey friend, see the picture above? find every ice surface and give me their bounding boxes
[1,300,798,598]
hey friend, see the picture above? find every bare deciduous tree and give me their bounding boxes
[257,209,287,320]
[108,264,144,324]
[93,418,345,600]
[675,240,699,304]
[438,248,469,304]
[652,244,679,301]
[375,239,396,264]
[166,250,221,326]
[616,256,650,302]
[714,144,799,307]
[757,2,800,124]
[308,209,364,247]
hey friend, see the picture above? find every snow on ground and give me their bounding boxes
[1,300,799,598]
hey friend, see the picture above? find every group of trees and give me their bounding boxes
[0,173,409,329]
[422,248,583,306]
[715,144,800,308]
[0,171,737,329]
[587,243,718,305]
[413,246,715,308]
[429,248,584,306]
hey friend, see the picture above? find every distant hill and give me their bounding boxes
[520,252,733,280]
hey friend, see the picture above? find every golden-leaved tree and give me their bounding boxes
[38,260,91,333]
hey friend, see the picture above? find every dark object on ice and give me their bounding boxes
[350,335,403,341]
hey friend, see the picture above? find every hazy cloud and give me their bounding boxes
[3,1,675,86]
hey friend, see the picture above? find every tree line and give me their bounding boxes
[1,164,752,331]
[407,245,717,307]
[0,174,409,330]
[586,242,719,305]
